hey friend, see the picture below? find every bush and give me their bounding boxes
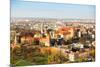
[15,59,33,66]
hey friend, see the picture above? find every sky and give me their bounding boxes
[11,0,95,19]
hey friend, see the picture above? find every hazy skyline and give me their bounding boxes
[11,0,95,19]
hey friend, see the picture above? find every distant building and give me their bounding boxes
[57,27,74,40]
